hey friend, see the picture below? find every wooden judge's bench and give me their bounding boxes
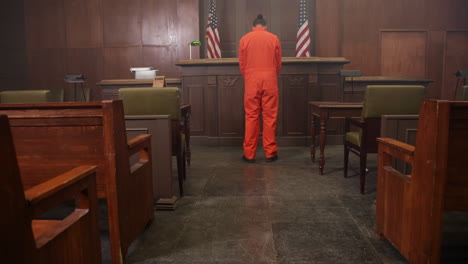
[176,57,350,147]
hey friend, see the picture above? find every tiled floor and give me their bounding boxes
[115,145,468,264]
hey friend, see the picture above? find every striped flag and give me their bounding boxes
[205,0,221,58]
[295,0,311,57]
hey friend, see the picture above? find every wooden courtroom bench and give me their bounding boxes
[0,115,101,264]
[125,115,180,209]
[376,100,468,264]
[0,101,153,264]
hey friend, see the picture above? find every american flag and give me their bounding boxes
[205,0,221,58]
[295,0,311,57]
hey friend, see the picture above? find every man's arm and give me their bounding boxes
[238,39,246,76]
[275,37,282,76]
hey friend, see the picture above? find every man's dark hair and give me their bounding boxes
[253,14,266,27]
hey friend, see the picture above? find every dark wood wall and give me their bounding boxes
[200,0,468,100]
[1,1,28,91]
[2,0,199,101]
[2,0,468,100]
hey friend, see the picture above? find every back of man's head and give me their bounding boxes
[253,14,266,27]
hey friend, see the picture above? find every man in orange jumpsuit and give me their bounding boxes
[239,14,282,163]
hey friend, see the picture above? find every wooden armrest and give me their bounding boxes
[345,117,363,132]
[377,137,415,164]
[383,166,411,183]
[25,166,97,206]
[180,104,191,111]
[347,117,364,127]
[128,134,151,156]
[180,104,191,119]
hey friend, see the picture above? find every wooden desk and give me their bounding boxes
[96,78,182,100]
[309,101,363,175]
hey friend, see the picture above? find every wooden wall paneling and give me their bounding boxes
[428,0,468,30]
[442,31,468,100]
[217,0,238,58]
[315,0,342,57]
[177,0,200,63]
[425,31,446,99]
[102,0,142,46]
[24,0,66,49]
[381,0,427,29]
[246,0,271,34]
[234,0,247,59]
[183,76,207,135]
[142,46,178,78]
[27,48,67,92]
[273,0,300,57]
[317,73,341,101]
[0,0,27,90]
[282,75,308,136]
[66,48,103,101]
[103,47,142,79]
[341,0,381,75]
[217,75,244,137]
[205,81,218,138]
[64,0,103,48]
[1,0,26,49]
[380,31,427,77]
[142,0,177,46]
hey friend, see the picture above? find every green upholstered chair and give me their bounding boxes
[119,87,186,196]
[344,85,426,194]
[0,90,52,103]
[456,85,468,101]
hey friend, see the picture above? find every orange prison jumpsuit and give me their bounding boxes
[239,27,282,159]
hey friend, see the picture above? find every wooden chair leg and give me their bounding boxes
[359,153,367,194]
[176,151,184,197]
[344,145,349,178]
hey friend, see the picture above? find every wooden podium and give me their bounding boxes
[176,57,350,147]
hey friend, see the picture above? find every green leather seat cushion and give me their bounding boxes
[0,90,51,103]
[346,132,361,147]
[119,87,181,120]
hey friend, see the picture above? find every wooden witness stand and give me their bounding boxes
[376,100,468,263]
[0,101,154,264]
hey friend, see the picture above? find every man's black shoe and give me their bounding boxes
[242,155,255,163]
[265,156,278,162]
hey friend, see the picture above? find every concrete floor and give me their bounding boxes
[113,145,468,264]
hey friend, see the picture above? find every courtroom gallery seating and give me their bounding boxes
[0,101,154,264]
[0,115,102,264]
[119,87,187,196]
[376,100,468,264]
[0,89,52,103]
[343,85,426,194]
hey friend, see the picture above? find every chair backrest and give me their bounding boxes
[412,100,468,212]
[0,115,36,263]
[362,85,426,118]
[0,90,52,103]
[456,85,468,101]
[119,87,181,120]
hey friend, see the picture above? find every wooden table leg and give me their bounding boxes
[319,118,327,175]
[310,114,316,162]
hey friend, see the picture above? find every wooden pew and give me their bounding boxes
[125,115,180,210]
[0,115,101,264]
[0,101,153,264]
[376,100,468,264]
[380,114,419,174]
